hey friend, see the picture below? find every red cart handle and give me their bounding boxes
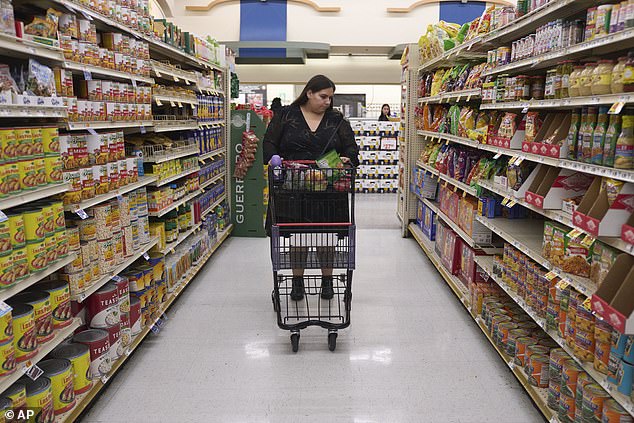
[276,223,352,227]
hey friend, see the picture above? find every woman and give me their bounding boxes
[263,75,359,301]
[378,104,391,121]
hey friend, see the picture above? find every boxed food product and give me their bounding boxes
[422,203,437,241]
[590,241,619,286]
[562,231,591,277]
[542,221,568,267]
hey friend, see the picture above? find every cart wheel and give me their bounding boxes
[291,333,300,353]
[328,332,337,351]
[271,291,279,312]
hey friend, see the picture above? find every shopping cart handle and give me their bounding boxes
[282,160,315,165]
[276,223,352,227]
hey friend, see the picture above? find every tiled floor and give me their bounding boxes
[82,194,543,423]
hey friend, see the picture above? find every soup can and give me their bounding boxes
[86,283,119,329]
[106,323,122,362]
[22,376,54,423]
[581,383,610,423]
[72,329,111,379]
[119,312,131,347]
[50,343,93,395]
[129,297,141,336]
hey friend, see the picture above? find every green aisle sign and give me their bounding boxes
[229,110,266,237]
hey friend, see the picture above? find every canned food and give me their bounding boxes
[617,361,634,396]
[115,277,129,314]
[122,225,133,257]
[0,338,16,377]
[35,281,72,330]
[91,260,100,281]
[0,253,15,289]
[80,166,95,200]
[59,271,83,294]
[558,392,576,422]
[86,133,109,165]
[124,269,144,291]
[26,240,47,273]
[23,209,45,242]
[7,213,25,249]
[8,304,36,362]
[66,226,80,252]
[50,343,93,394]
[86,283,119,328]
[22,376,54,423]
[17,160,38,191]
[10,291,53,344]
[97,238,114,274]
[34,158,46,187]
[14,128,34,159]
[5,380,26,410]
[527,354,550,388]
[156,281,167,303]
[106,322,122,362]
[575,329,596,362]
[30,128,44,158]
[72,329,111,379]
[547,380,561,411]
[576,372,594,415]
[62,170,81,205]
[119,312,130,347]
[582,383,610,423]
[38,359,75,414]
[549,348,569,383]
[41,127,59,157]
[79,242,91,268]
[515,337,538,367]
[594,319,613,344]
[602,398,632,423]
[0,129,17,162]
[112,231,123,265]
[107,161,119,190]
[92,204,111,240]
[55,229,68,259]
[92,164,109,196]
[594,341,611,375]
[44,233,57,264]
[129,297,141,336]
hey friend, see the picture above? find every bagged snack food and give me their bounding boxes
[524,112,543,144]
[498,112,518,139]
[25,8,61,39]
[454,150,468,182]
[458,107,475,138]
[0,64,18,93]
[448,105,461,136]
[466,112,490,143]
[601,178,624,206]
[26,59,56,97]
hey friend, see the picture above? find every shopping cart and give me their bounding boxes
[268,161,355,352]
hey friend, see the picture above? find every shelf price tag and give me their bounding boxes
[155,98,163,106]
[87,128,98,136]
[508,156,519,165]
[75,209,89,219]
[23,363,43,380]
[506,200,517,208]
[493,152,502,159]
[582,297,593,312]
[515,156,525,165]
[581,234,596,248]
[83,70,92,81]
[170,101,176,107]
[556,280,570,290]
[501,197,510,206]
[140,126,147,134]
[155,69,162,78]
[143,252,150,260]
[0,211,7,223]
[545,271,558,281]
[111,275,123,282]
[173,75,179,82]
[177,102,183,108]
[609,101,625,115]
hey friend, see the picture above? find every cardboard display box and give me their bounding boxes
[525,167,594,210]
[573,179,634,237]
[488,112,525,150]
[591,254,634,334]
[621,213,634,246]
[522,113,572,159]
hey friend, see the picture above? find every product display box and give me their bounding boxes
[574,179,634,237]
[525,167,594,210]
[592,254,634,334]
[621,213,634,246]
[422,203,437,241]
[435,221,461,276]
[522,113,572,159]
[459,196,493,244]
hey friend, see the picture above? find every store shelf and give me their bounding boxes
[65,61,154,84]
[159,222,202,255]
[52,0,224,73]
[150,120,198,133]
[0,33,65,62]
[0,183,68,211]
[200,173,224,190]
[0,253,78,303]
[150,61,198,85]
[59,225,233,423]
[474,215,596,297]
[419,89,481,104]
[0,104,67,118]
[64,176,157,212]
[478,179,633,255]
[0,318,81,395]
[66,121,153,131]
[420,197,478,248]
[153,95,198,106]
[148,167,201,188]
[198,148,225,161]
[417,130,634,184]
[198,121,225,128]
[148,189,202,218]
[408,223,470,305]
[201,194,226,218]
[71,236,159,302]
[484,28,634,77]
[142,147,199,164]
[480,93,634,111]
[475,255,634,418]
[415,160,477,196]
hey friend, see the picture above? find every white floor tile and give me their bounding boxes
[81,194,544,422]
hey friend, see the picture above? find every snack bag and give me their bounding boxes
[524,112,543,144]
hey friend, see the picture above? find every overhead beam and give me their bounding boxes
[387,0,512,13]
[186,0,340,13]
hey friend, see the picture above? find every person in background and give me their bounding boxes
[263,75,359,301]
[378,104,391,121]
[270,97,282,116]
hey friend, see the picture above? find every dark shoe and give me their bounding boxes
[290,276,305,301]
[321,276,334,300]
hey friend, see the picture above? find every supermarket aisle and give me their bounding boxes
[83,195,543,423]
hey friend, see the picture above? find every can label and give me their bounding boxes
[13,310,37,362]
[0,339,16,376]
[0,310,12,344]
[41,127,59,157]
[87,288,119,328]
[44,156,63,183]
[8,214,25,248]
[30,297,54,344]
[24,210,46,242]
[49,365,76,414]
[26,240,48,272]
[68,350,93,394]
[24,381,54,423]
[47,284,72,330]
[107,323,122,362]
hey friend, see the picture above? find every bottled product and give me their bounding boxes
[576,107,588,162]
[603,114,622,167]
[582,107,598,163]
[595,4,613,37]
[611,56,628,94]
[579,63,598,97]
[610,4,621,34]
[567,109,581,161]
[623,52,634,92]
[545,69,557,99]
[568,66,585,97]
[560,61,574,98]
[591,60,615,96]
[531,76,545,100]
[615,110,634,169]
[590,107,609,165]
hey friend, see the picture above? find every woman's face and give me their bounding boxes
[382,105,390,115]
[306,88,334,113]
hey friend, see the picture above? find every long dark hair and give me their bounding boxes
[380,104,391,117]
[291,75,336,109]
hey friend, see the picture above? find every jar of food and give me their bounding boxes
[560,61,574,98]
[612,56,628,94]
[592,60,615,96]
[531,76,545,100]
[545,69,557,99]
[516,75,530,100]
[579,63,598,97]
[568,65,585,97]
[623,52,634,92]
